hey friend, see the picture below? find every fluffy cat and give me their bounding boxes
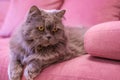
[8,6,87,80]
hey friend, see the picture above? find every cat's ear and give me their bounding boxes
[25,5,42,23]
[29,5,41,15]
[56,10,66,18]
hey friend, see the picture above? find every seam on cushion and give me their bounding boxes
[86,50,114,55]
[40,73,104,80]
[86,49,120,54]
[86,50,120,60]
[87,29,120,33]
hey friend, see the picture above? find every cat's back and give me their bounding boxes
[65,27,88,43]
[65,27,88,55]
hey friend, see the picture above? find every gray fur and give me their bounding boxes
[8,6,87,80]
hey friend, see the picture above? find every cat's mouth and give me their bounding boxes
[40,38,59,47]
[42,42,50,47]
[36,42,58,51]
[40,40,57,47]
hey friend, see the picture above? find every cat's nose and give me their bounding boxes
[46,35,51,40]
[47,36,51,39]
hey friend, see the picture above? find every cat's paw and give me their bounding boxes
[8,69,22,80]
[24,64,41,80]
[9,77,21,80]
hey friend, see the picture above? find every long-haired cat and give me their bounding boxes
[8,6,87,80]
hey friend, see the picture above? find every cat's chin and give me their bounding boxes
[41,41,58,47]
[41,42,58,47]
[42,44,50,47]
[40,42,52,47]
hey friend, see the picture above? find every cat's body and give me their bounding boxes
[23,27,86,68]
[8,6,87,80]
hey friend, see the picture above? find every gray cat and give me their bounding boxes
[8,6,87,80]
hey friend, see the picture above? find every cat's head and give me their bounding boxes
[22,6,67,47]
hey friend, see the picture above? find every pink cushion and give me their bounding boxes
[1,38,120,80]
[0,38,120,80]
[34,55,120,80]
[84,21,120,60]
[0,38,9,80]
[0,1,10,28]
[62,0,119,27]
[0,0,63,37]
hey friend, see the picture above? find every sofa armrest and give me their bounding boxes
[84,21,120,60]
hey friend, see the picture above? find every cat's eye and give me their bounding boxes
[52,27,58,32]
[38,26,44,31]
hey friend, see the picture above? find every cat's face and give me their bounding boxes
[22,6,67,47]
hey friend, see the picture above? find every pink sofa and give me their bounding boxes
[1,0,120,80]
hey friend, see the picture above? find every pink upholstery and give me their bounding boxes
[0,38,120,80]
[62,0,119,27]
[34,55,120,80]
[0,0,120,80]
[84,21,120,60]
[0,38,9,80]
[0,1,10,28]
[0,0,63,37]
[0,0,120,37]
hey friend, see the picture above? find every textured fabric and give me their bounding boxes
[84,21,120,60]
[62,0,120,27]
[0,0,10,28]
[0,38,120,80]
[1,0,120,37]
[0,38,9,80]
[0,0,63,37]
[35,55,120,80]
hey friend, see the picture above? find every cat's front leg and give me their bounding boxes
[24,60,42,80]
[8,59,23,80]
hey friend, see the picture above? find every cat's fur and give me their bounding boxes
[8,6,87,80]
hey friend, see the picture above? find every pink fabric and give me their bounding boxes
[0,38,9,80]
[0,38,120,80]
[62,0,119,27]
[1,27,120,80]
[0,0,63,37]
[34,55,120,80]
[0,1,10,28]
[84,21,120,60]
[0,0,120,37]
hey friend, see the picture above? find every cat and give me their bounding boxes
[8,5,87,80]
